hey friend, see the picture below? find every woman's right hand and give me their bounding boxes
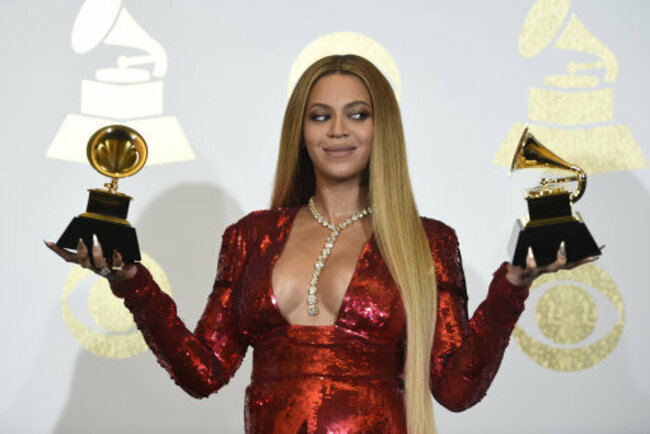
[45,235,137,282]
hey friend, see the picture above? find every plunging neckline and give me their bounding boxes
[269,206,374,328]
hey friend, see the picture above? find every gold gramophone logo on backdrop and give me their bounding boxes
[47,0,194,164]
[494,0,639,371]
[493,0,646,172]
[49,0,190,358]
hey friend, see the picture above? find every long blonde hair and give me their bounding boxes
[271,55,438,434]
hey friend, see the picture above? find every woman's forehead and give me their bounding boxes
[307,73,371,106]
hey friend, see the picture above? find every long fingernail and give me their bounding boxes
[559,241,566,257]
[527,246,535,261]
[92,234,99,249]
[77,238,85,251]
[599,244,606,251]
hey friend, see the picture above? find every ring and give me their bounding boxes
[112,263,124,271]
[98,266,111,277]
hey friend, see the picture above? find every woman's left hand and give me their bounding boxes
[505,241,599,287]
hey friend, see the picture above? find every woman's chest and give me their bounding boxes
[237,235,406,345]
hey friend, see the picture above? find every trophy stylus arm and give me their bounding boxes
[569,166,586,203]
[539,166,586,203]
[570,166,587,203]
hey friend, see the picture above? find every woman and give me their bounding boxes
[47,55,592,433]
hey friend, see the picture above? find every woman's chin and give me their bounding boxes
[314,168,365,185]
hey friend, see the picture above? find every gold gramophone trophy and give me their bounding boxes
[508,125,601,267]
[56,125,147,262]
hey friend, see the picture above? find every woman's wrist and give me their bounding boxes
[108,262,138,282]
[109,262,152,299]
[505,263,533,287]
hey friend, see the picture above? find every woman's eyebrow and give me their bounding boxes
[345,100,371,109]
[307,100,371,110]
[307,103,331,110]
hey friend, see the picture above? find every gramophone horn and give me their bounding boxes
[510,125,587,203]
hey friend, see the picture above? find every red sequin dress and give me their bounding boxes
[110,206,529,433]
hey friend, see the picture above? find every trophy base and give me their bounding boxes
[56,216,141,263]
[509,215,601,267]
[526,191,572,221]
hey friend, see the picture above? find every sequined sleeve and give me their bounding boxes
[109,224,249,399]
[427,223,530,412]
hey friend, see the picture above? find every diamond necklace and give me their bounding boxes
[306,196,372,316]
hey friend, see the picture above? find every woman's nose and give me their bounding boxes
[328,114,348,138]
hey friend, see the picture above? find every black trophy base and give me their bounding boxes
[509,217,601,267]
[57,216,141,263]
[527,192,572,221]
[86,188,131,220]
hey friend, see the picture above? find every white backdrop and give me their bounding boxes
[1,0,649,432]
